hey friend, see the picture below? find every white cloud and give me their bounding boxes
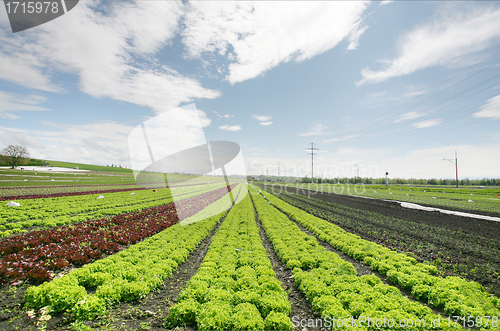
[413,119,441,129]
[474,94,500,119]
[357,5,500,85]
[380,0,394,6]
[0,113,19,119]
[214,111,234,119]
[395,112,425,123]
[252,114,273,126]
[323,134,358,144]
[300,123,328,137]
[364,87,427,105]
[252,115,272,122]
[198,110,212,128]
[0,130,46,149]
[0,1,220,113]
[347,25,368,51]
[0,121,136,166]
[42,121,58,127]
[219,125,241,131]
[182,1,369,84]
[0,50,63,93]
[0,91,51,119]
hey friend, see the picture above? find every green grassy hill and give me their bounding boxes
[46,160,133,174]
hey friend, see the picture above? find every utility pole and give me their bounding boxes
[277,161,281,181]
[306,143,319,183]
[385,171,388,186]
[443,150,458,188]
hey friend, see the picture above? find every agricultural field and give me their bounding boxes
[0,168,499,330]
[262,184,500,295]
[3,1,500,330]
[0,167,229,200]
[281,183,500,214]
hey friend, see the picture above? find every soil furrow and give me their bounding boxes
[264,185,500,296]
[78,213,228,331]
[281,191,499,263]
[250,193,325,331]
[265,185,500,239]
[268,200,460,326]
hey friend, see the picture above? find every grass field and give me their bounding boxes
[46,160,134,174]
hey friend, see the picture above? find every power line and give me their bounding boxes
[333,51,500,146]
[383,117,488,149]
[357,94,500,150]
[443,150,458,188]
[350,70,500,148]
[305,142,319,183]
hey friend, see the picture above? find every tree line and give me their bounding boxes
[299,176,500,186]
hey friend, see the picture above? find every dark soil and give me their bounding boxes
[264,185,500,239]
[0,283,39,331]
[262,184,500,297]
[81,215,226,331]
[250,195,325,331]
[271,202,455,323]
[0,210,226,331]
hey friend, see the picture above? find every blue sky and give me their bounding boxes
[1,1,500,179]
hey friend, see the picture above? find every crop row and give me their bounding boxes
[0,186,152,201]
[167,188,294,331]
[274,190,500,296]
[1,183,218,221]
[249,188,462,330]
[0,185,236,285]
[0,183,227,237]
[288,183,500,213]
[259,188,500,327]
[0,181,216,200]
[281,190,499,262]
[23,184,243,321]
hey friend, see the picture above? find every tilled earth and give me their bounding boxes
[263,184,500,297]
[2,186,499,330]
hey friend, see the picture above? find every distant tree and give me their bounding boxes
[301,176,311,183]
[1,145,30,169]
[363,177,373,184]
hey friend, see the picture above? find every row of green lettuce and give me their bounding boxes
[275,190,500,296]
[23,184,242,320]
[258,188,500,328]
[280,190,498,261]
[166,188,294,331]
[0,184,223,237]
[251,188,467,331]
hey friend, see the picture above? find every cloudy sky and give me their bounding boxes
[1,1,500,179]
